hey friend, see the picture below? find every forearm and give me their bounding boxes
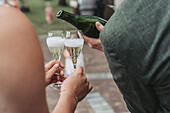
[52,92,77,113]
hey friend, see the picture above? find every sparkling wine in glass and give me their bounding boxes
[46,30,65,89]
[64,30,84,69]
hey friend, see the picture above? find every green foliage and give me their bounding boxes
[19,0,76,35]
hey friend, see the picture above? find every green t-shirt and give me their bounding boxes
[100,0,170,112]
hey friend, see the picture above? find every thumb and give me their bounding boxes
[46,64,59,78]
[95,22,104,32]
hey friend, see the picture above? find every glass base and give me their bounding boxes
[50,82,62,89]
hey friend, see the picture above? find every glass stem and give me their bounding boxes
[73,64,76,69]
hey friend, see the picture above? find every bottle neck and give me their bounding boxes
[57,10,79,24]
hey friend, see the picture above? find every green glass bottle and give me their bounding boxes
[56,10,107,38]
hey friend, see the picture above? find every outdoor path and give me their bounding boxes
[39,35,130,113]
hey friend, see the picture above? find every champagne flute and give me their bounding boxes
[64,30,84,69]
[46,30,65,89]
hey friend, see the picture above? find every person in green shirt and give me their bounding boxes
[84,0,170,112]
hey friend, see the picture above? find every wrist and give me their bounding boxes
[52,91,78,113]
[60,90,78,106]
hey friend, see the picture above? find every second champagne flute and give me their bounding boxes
[64,30,84,69]
[46,30,65,89]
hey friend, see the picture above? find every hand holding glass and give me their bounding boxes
[46,30,65,89]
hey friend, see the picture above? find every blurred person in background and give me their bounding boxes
[95,0,105,18]
[78,0,96,16]
[95,0,114,20]
[69,0,79,14]
[103,0,114,20]
[45,3,54,25]
[84,0,170,112]
[0,6,92,113]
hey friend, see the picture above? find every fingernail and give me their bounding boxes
[96,21,99,24]
[54,64,59,68]
[98,24,102,29]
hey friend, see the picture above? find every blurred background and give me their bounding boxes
[0,0,115,34]
[0,0,129,113]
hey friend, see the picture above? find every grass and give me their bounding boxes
[19,0,76,35]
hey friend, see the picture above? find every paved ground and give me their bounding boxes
[39,35,130,113]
